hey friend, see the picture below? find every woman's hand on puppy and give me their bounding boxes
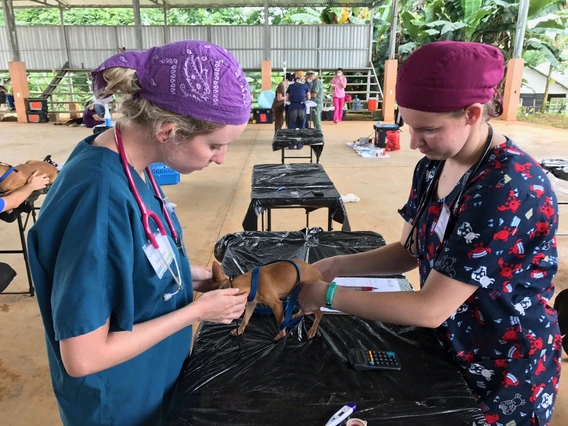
[193,288,248,324]
[312,256,342,283]
[26,170,50,191]
[298,281,329,314]
[191,266,216,292]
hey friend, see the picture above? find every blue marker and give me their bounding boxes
[325,403,356,426]
[276,186,286,191]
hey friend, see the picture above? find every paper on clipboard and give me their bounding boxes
[321,277,401,314]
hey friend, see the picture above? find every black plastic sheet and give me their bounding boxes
[0,189,44,223]
[168,316,486,426]
[215,227,386,278]
[540,158,568,181]
[167,229,486,426]
[242,164,351,231]
[272,129,324,161]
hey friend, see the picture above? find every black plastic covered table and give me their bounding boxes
[272,128,324,164]
[167,229,486,426]
[242,164,350,232]
[540,158,568,181]
[0,189,45,296]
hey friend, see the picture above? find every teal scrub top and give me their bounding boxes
[27,135,193,426]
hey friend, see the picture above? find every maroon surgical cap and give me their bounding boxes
[396,41,505,113]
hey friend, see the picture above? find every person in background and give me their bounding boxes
[272,73,294,132]
[0,171,49,213]
[286,74,311,129]
[92,96,114,118]
[27,40,250,426]
[0,85,15,111]
[306,71,323,132]
[0,85,7,106]
[82,101,105,129]
[331,68,347,123]
[298,41,561,426]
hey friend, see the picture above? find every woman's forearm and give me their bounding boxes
[336,242,418,277]
[61,302,203,377]
[332,288,437,327]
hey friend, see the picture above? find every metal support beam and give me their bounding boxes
[263,0,270,61]
[2,0,20,62]
[132,0,143,51]
[513,0,530,58]
[60,7,71,65]
[26,0,66,6]
[388,0,399,60]
[367,8,374,101]
[163,2,168,45]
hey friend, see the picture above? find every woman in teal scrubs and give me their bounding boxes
[27,41,251,426]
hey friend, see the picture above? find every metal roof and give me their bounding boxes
[11,0,382,9]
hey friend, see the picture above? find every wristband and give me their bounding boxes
[325,282,339,310]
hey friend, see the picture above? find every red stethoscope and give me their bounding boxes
[114,126,185,300]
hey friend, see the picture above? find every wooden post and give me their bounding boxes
[501,58,524,121]
[261,60,272,91]
[69,102,81,119]
[8,61,30,123]
[382,59,398,123]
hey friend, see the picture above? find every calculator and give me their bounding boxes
[348,348,401,372]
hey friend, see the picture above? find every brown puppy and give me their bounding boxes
[0,161,59,193]
[211,259,324,342]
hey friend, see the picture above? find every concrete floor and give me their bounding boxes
[0,120,567,425]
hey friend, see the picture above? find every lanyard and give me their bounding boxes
[404,125,494,256]
[114,126,184,256]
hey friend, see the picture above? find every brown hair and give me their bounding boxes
[100,67,224,144]
[447,91,503,121]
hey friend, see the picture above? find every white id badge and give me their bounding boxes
[434,204,451,241]
[143,232,175,279]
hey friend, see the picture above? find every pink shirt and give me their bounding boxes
[331,75,347,98]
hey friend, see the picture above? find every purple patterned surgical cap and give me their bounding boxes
[92,40,251,125]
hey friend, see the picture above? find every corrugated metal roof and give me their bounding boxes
[11,0,381,8]
[1,24,372,70]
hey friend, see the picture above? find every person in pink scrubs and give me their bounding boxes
[330,68,347,123]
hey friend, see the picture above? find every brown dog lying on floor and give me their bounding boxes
[211,259,324,342]
[0,161,59,193]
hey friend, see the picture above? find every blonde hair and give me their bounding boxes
[100,67,224,144]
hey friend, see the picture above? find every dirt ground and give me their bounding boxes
[0,119,567,425]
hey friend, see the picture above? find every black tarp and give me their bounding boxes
[168,316,486,426]
[540,158,568,181]
[0,189,43,223]
[272,129,324,161]
[167,229,486,426]
[242,165,351,232]
[215,227,386,278]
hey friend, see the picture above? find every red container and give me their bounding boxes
[367,97,378,111]
[386,130,401,151]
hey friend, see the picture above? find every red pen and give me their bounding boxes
[340,286,375,291]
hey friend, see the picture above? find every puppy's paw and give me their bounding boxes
[273,331,286,343]
[307,328,318,340]
[230,328,242,337]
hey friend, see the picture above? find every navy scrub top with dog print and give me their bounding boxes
[399,138,561,426]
